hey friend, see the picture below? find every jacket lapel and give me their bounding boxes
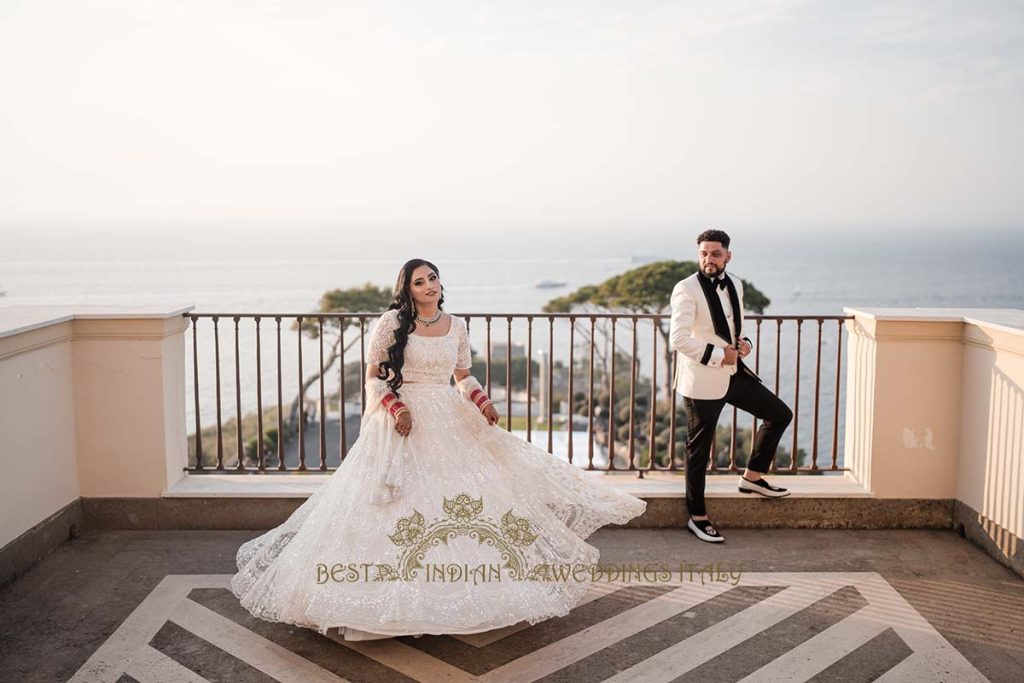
[724,275,742,342]
[696,272,733,345]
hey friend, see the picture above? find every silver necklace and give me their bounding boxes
[415,310,443,327]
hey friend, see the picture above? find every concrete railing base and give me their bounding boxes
[79,495,954,532]
[0,500,82,590]
[631,497,953,530]
[954,500,1023,579]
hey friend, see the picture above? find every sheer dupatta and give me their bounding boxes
[361,376,410,505]
[362,310,410,506]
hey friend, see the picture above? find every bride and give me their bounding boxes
[230,258,647,640]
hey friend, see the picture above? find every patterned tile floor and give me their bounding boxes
[2,528,1022,682]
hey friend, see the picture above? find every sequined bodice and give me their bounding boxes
[403,331,460,384]
[366,310,473,384]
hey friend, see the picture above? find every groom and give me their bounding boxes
[669,229,793,543]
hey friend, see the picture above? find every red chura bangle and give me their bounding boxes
[381,392,408,419]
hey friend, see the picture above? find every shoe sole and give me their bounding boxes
[738,487,790,498]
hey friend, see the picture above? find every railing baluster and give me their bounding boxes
[812,318,823,471]
[608,317,617,470]
[526,317,533,443]
[297,316,306,471]
[485,316,493,396]
[774,320,782,394]
[708,321,717,473]
[729,403,738,472]
[339,318,347,461]
[234,316,243,471]
[547,316,554,455]
[832,319,843,470]
[567,317,575,465]
[276,316,284,470]
[750,319,762,467]
[791,319,803,471]
[256,317,264,471]
[213,316,223,471]
[646,319,656,476]
[359,319,366,414]
[505,316,513,432]
[771,319,782,473]
[669,350,678,470]
[627,317,638,472]
[587,317,596,470]
[191,316,202,471]
[318,316,327,470]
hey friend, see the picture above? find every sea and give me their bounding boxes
[3,226,1022,467]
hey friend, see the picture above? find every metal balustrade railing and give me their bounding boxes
[184,312,851,477]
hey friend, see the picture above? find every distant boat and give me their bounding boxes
[534,279,567,289]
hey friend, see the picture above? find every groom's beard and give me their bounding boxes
[702,264,725,277]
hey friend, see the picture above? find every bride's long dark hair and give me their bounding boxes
[377,258,445,396]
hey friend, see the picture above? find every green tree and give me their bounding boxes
[543,260,769,398]
[288,283,392,429]
[188,405,294,469]
[469,355,540,391]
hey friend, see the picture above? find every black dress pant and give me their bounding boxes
[682,365,793,516]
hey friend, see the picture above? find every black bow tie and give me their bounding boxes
[713,277,727,290]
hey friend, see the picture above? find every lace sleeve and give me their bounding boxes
[367,310,397,366]
[455,315,472,370]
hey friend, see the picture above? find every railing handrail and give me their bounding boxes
[184,312,853,321]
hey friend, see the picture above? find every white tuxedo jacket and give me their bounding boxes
[669,272,757,400]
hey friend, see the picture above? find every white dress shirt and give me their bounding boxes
[706,276,736,368]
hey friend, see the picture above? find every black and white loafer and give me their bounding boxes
[687,518,725,543]
[738,476,791,498]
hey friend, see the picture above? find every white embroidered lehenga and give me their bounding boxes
[230,310,647,640]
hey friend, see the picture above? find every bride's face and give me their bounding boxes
[408,265,442,310]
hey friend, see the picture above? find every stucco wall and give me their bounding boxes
[0,321,79,549]
[0,306,192,548]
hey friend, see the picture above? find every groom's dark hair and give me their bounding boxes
[696,229,730,249]
[696,229,729,248]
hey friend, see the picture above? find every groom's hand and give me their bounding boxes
[737,340,751,358]
[722,346,739,365]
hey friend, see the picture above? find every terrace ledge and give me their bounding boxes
[0,303,196,340]
[164,470,873,499]
[843,307,1024,337]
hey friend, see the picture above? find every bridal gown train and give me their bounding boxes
[230,309,647,640]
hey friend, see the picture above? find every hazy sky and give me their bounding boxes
[1,1,1021,238]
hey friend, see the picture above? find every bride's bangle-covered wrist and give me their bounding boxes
[469,388,493,413]
[381,392,409,420]
[455,375,492,413]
